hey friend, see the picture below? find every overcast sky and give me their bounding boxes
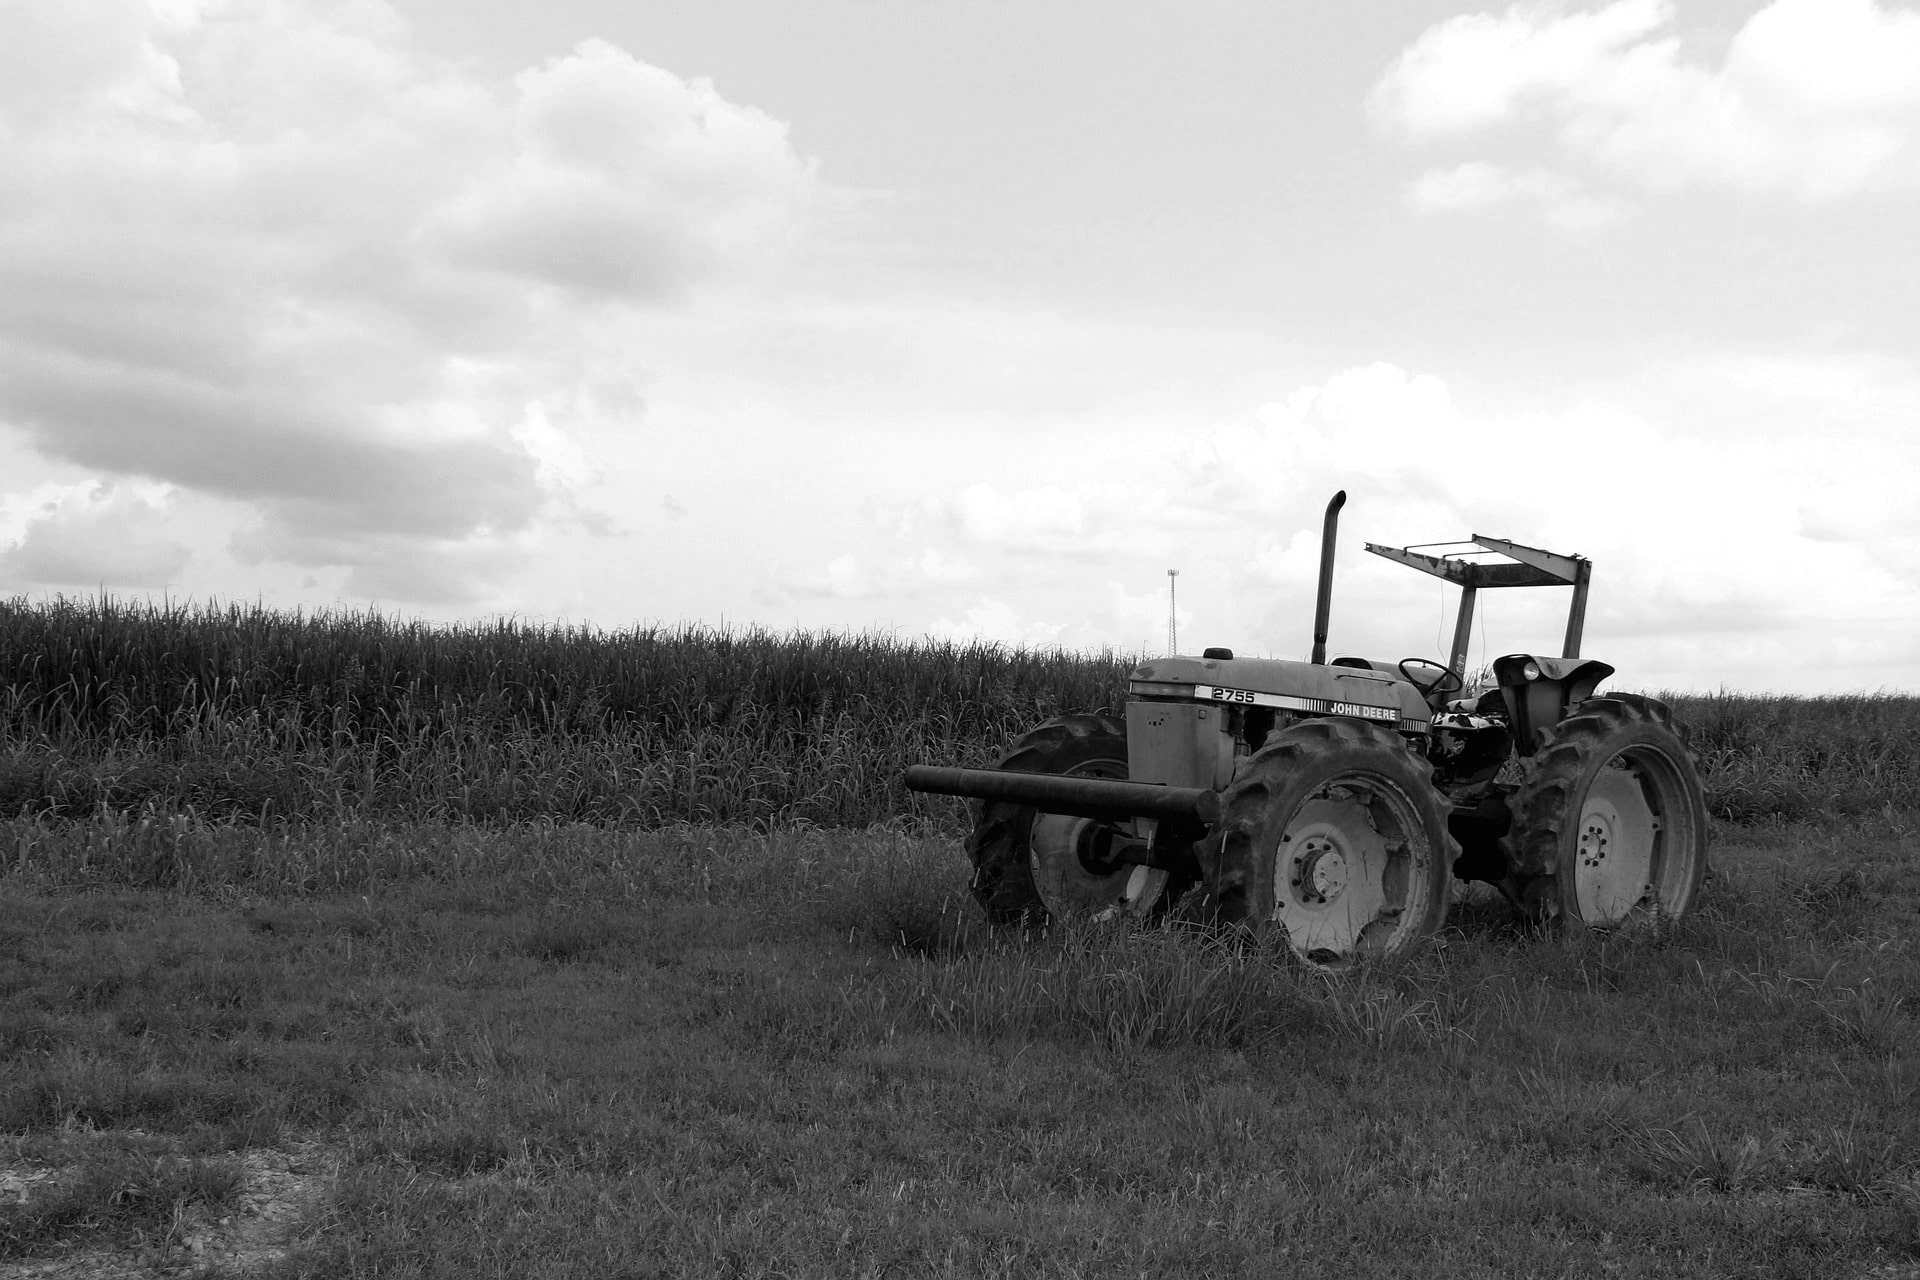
[2,0,1916,693]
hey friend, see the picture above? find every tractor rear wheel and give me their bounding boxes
[965,715,1172,925]
[1200,718,1454,968]
[1507,694,1709,930]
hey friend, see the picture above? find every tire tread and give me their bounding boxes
[1507,694,1709,924]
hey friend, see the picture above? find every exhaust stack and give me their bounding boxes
[1310,490,1346,665]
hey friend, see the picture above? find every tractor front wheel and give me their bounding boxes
[1507,694,1709,930]
[965,715,1172,925]
[1200,718,1455,968]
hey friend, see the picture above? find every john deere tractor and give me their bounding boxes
[905,492,1709,967]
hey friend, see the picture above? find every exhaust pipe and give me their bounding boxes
[1310,490,1346,665]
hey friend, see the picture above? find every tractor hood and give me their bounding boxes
[1129,655,1432,732]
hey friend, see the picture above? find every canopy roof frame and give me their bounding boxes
[1363,535,1592,678]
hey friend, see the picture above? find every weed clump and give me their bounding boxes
[0,1148,242,1259]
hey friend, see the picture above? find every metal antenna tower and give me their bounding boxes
[1166,568,1179,656]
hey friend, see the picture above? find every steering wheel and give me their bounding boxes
[1398,658,1464,701]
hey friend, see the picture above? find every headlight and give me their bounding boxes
[1521,661,1541,681]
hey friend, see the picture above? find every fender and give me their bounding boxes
[1492,654,1615,755]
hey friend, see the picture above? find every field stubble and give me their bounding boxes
[3,812,1919,1278]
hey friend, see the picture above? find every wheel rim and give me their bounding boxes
[1270,777,1425,964]
[1571,747,1683,926]
[1027,760,1169,919]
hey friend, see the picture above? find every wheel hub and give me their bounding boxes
[1297,838,1349,903]
[1577,807,1614,869]
[1572,759,1661,923]
[1027,778,1168,921]
[1271,785,1416,963]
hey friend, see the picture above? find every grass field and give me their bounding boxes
[3,602,1917,1275]
[4,814,1918,1278]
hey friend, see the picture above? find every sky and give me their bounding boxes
[1,0,1916,694]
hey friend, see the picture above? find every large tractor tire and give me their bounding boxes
[1199,718,1455,968]
[965,715,1172,925]
[1508,694,1709,930]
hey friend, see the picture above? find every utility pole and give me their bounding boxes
[1166,569,1179,657]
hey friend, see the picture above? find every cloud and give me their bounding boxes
[916,547,978,583]
[928,597,1070,649]
[0,481,190,588]
[1195,367,1873,646]
[943,479,1190,558]
[889,356,1920,688]
[951,483,1089,549]
[819,554,872,599]
[0,1,818,602]
[1373,0,1920,202]
[427,38,813,301]
[1372,0,1672,140]
[1408,162,1623,228]
[783,547,981,601]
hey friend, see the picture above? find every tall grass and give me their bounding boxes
[1674,689,1920,821]
[0,596,1913,828]
[0,597,1126,828]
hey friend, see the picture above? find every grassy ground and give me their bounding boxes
[3,817,1918,1278]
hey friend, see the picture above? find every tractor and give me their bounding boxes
[904,492,1709,967]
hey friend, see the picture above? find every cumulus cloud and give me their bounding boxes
[0,0,817,601]
[915,547,978,584]
[1408,161,1623,228]
[944,479,1183,558]
[929,597,1070,649]
[950,483,1089,549]
[783,547,981,601]
[1189,365,1878,647]
[819,554,873,600]
[1373,0,1920,202]
[427,38,812,301]
[0,481,190,588]
[896,358,1920,686]
[1372,0,1673,140]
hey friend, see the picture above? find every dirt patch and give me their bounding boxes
[1,1140,337,1278]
